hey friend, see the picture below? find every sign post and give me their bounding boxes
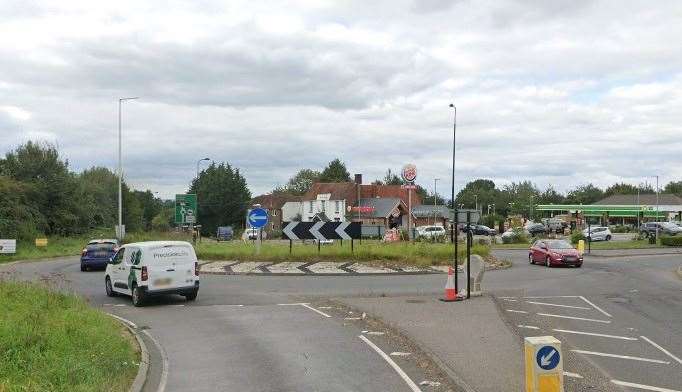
[401,164,417,241]
[524,336,564,392]
[248,208,269,255]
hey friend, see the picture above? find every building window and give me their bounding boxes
[335,201,340,213]
[309,201,313,213]
[321,200,326,212]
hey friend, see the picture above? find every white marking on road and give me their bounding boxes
[563,371,583,379]
[277,303,307,306]
[142,329,169,392]
[503,298,518,302]
[173,304,185,307]
[390,352,412,357]
[640,336,682,366]
[345,317,362,320]
[553,329,638,341]
[113,304,127,307]
[518,325,540,330]
[506,309,528,314]
[537,313,611,324]
[571,350,670,364]
[300,303,332,318]
[358,335,422,392]
[366,331,385,336]
[106,313,137,329]
[419,380,441,387]
[318,306,333,309]
[526,301,590,310]
[498,296,517,299]
[524,295,580,298]
[611,380,681,392]
[579,296,612,318]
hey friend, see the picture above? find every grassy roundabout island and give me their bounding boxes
[0,280,139,391]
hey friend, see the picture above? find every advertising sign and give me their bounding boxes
[0,239,16,254]
[401,164,417,183]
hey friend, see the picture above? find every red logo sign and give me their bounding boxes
[401,164,417,183]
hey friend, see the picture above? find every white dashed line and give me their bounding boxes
[524,295,580,298]
[277,303,307,306]
[640,336,682,366]
[518,325,540,330]
[359,335,422,392]
[579,296,612,318]
[537,313,611,324]
[390,352,412,357]
[344,317,362,320]
[563,371,583,379]
[526,301,590,310]
[553,329,638,341]
[506,309,528,314]
[113,304,127,307]
[365,331,385,336]
[300,303,332,318]
[571,350,670,364]
[611,380,681,392]
[503,298,518,302]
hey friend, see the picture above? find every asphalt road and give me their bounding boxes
[2,251,681,392]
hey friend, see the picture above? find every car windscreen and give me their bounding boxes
[86,243,116,251]
[546,240,573,249]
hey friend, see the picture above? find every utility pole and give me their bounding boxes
[117,97,138,241]
[449,103,458,292]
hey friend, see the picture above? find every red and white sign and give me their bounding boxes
[401,164,417,183]
[351,206,376,213]
[401,184,417,189]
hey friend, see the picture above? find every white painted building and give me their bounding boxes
[282,194,346,222]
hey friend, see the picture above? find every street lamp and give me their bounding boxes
[449,103,458,292]
[195,158,211,229]
[197,157,210,180]
[118,97,138,241]
[474,194,478,212]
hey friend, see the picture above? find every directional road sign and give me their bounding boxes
[248,208,269,229]
[282,222,361,240]
[175,194,197,224]
[524,336,564,392]
[536,346,560,371]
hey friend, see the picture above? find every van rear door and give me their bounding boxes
[145,244,197,291]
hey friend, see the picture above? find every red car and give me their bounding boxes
[529,239,583,268]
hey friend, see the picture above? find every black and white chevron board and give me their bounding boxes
[281,221,361,240]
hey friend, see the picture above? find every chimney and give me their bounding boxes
[354,174,362,184]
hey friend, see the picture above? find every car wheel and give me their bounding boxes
[105,276,116,297]
[529,254,534,264]
[605,235,612,241]
[575,263,582,268]
[545,257,551,268]
[185,290,198,301]
[81,264,86,272]
[131,284,145,307]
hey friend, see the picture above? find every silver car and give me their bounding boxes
[582,226,612,241]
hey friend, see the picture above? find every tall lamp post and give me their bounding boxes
[449,104,458,291]
[118,97,138,241]
[195,158,211,238]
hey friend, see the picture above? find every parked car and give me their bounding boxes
[80,239,119,271]
[529,239,583,268]
[526,223,548,236]
[105,241,199,306]
[216,226,234,241]
[544,218,566,233]
[417,225,447,240]
[582,226,612,241]
[640,222,682,237]
[462,224,497,236]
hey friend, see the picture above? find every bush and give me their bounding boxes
[501,228,528,244]
[660,235,682,246]
[570,231,586,244]
[610,225,633,233]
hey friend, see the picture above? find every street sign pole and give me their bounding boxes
[466,211,472,299]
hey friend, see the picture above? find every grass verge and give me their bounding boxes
[0,280,139,392]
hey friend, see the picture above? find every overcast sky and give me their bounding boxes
[1,0,681,199]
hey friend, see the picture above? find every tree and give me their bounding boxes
[664,181,682,196]
[455,179,498,212]
[604,183,654,197]
[190,162,251,235]
[565,184,604,205]
[133,190,163,230]
[318,159,351,182]
[284,169,320,195]
[382,169,403,185]
[500,181,540,218]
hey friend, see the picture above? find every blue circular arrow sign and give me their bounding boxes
[536,346,560,370]
[248,208,269,229]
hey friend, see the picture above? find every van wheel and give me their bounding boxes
[185,290,198,301]
[105,277,116,297]
[131,284,145,307]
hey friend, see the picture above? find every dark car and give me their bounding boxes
[640,222,682,237]
[80,239,119,271]
[216,226,234,241]
[529,239,582,268]
[527,223,548,236]
[462,224,497,236]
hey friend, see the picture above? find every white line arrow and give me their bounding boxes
[310,221,325,241]
[335,222,352,240]
[540,349,557,367]
[283,222,299,240]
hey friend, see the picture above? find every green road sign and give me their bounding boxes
[175,194,197,224]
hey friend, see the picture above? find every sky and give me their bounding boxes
[1,0,681,199]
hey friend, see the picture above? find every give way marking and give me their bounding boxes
[359,335,422,392]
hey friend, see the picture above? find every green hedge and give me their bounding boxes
[660,235,682,246]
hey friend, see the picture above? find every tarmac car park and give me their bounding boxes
[105,241,200,306]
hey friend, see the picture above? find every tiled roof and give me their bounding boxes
[594,194,682,206]
[412,205,451,218]
[251,193,302,210]
[302,182,358,202]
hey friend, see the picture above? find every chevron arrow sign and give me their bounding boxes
[281,222,361,240]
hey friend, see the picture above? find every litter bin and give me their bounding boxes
[649,233,656,245]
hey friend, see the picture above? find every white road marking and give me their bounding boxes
[571,350,670,364]
[345,317,362,320]
[640,336,682,366]
[498,296,517,299]
[142,329,169,392]
[524,295,580,298]
[366,331,385,336]
[419,380,441,387]
[300,303,332,318]
[553,329,638,341]
[579,296,612,318]
[518,325,540,330]
[277,303,307,306]
[563,371,583,379]
[503,298,518,302]
[611,380,681,392]
[113,304,127,307]
[359,335,422,392]
[318,306,333,309]
[506,309,528,314]
[526,301,590,310]
[537,313,611,324]
[390,352,412,357]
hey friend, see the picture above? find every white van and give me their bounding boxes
[105,241,199,306]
